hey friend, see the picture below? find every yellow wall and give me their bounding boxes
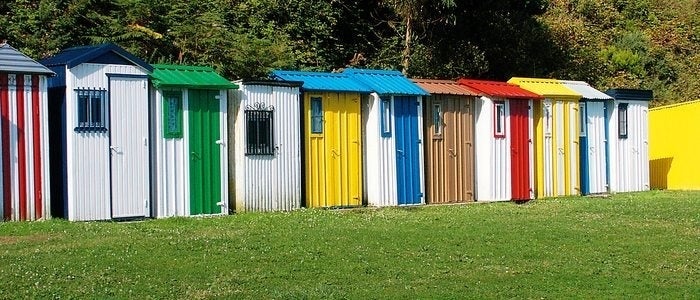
[305,92,363,207]
[649,100,700,189]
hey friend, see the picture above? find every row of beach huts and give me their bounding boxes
[0,42,675,222]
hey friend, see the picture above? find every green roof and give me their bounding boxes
[150,64,237,90]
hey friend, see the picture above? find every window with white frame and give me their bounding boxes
[310,97,323,134]
[494,101,506,137]
[245,103,274,155]
[544,102,552,136]
[381,98,391,137]
[433,103,442,136]
[618,103,628,138]
[76,89,107,132]
[579,102,587,137]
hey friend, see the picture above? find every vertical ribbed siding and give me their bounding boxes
[474,96,510,201]
[510,100,532,200]
[394,96,423,205]
[609,101,650,192]
[305,92,362,208]
[364,93,397,207]
[153,89,188,217]
[232,84,301,212]
[109,76,150,218]
[424,94,475,203]
[583,101,608,194]
[0,74,51,221]
[67,63,148,221]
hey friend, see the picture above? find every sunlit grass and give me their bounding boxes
[1,191,698,299]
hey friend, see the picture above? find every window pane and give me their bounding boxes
[78,94,89,126]
[433,104,441,135]
[311,97,323,134]
[579,103,586,136]
[495,102,505,136]
[91,95,102,126]
[381,99,391,136]
[618,104,628,138]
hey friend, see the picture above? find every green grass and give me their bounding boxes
[1,191,698,299]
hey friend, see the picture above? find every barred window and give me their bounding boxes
[246,104,274,155]
[76,89,107,132]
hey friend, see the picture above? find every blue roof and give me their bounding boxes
[271,70,371,93]
[343,68,429,96]
[605,89,653,102]
[0,43,55,75]
[39,43,152,72]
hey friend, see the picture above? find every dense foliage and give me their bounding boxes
[2,0,699,105]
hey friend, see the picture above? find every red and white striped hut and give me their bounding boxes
[0,42,54,221]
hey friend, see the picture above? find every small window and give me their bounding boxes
[618,103,628,139]
[494,101,506,137]
[381,98,392,137]
[245,103,274,155]
[579,103,587,137]
[76,89,107,132]
[162,92,183,138]
[310,97,323,134]
[433,103,442,136]
[544,103,552,137]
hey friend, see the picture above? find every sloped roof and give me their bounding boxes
[271,70,370,92]
[508,77,581,99]
[343,68,429,96]
[411,79,478,96]
[39,43,152,72]
[0,43,54,75]
[457,78,542,100]
[605,89,653,102]
[151,64,237,90]
[239,79,303,87]
[560,80,612,100]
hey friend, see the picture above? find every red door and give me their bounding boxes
[510,101,531,200]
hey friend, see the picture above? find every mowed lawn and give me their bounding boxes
[0,191,698,299]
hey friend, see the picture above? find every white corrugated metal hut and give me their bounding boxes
[344,69,430,207]
[150,64,236,218]
[231,80,303,212]
[458,79,540,202]
[0,42,55,221]
[41,43,153,221]
[561,80,613,195]
[605,89,652,193]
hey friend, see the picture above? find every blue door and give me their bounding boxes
[394,96,422,205]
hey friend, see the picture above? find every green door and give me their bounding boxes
[189,89,222,215]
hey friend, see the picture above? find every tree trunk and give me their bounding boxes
[402,15,412,75]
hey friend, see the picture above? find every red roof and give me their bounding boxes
[412,79,479,96]
[457,78,543,100]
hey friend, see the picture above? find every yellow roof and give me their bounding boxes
[508,77,581,99]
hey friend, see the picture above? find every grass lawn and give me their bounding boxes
[0,191,698,299]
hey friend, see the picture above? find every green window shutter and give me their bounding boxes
[163,91,183,138]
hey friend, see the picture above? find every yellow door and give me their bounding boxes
[305,92,362,207]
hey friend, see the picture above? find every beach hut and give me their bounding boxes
[649,100,696,189]
[41,43,153,221]
[561,81,614,195]
[458,79,541,201]
[231,80,304,212]
[0,42,54,221]
[344,69,429,207]
[606,89,652,192]
[271,70,370,208]
[411,79,478,203]
[508,77,582,198]
[149,64,236,218]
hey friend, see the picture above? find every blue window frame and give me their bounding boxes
[310,97,323,134]
[75,89,108,132]
[381,98,391,137]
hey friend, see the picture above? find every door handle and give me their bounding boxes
[110,146,122,154]
[191,151,201,160]
[448,148,457,158]
[331,149,340,157]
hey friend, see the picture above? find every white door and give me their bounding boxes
[110,76,150,218]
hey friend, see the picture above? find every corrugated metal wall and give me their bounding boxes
[305,92,362,207]
[423,94,475,203]
[109,76,150,219]
[474,96,511,201]
[534,99,580,198]
[0,73,51,221]
[152,89,188,218]
[510,100,533,200]
[581,101,608,194]
[232,83,301,212]
[610,100,650,191]
[66,63,148,221]
[364,93,397,206]
[394,96,423,205]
